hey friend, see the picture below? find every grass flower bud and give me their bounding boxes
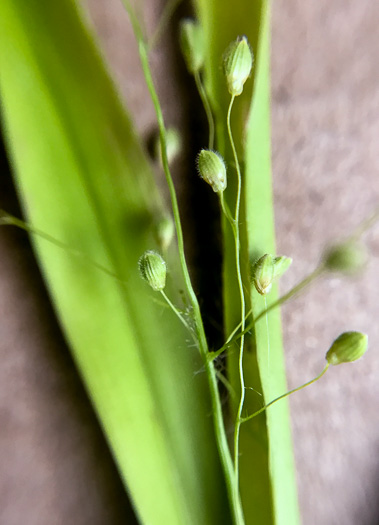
[273,256,292,279]
[252,254,275,295]
[223,36,253,96]
[323,241,366,274]
[180,19,204,75]
[155,215,174,251]
[197,149,227,193]
[138,250,166,291]
[326,331,368,365]
[154,127,182,167]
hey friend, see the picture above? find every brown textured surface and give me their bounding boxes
[0,0,378,524]
[272,2,379,524]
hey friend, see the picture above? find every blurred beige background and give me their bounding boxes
[0,0,378,524]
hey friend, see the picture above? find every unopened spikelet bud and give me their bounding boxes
[273,256,292,279]
[154,127,182,167]
[223,36,253,96]
[180,19,205,75]
[155,215,174,252]
[252,254,275,295]
[197,149,227,193]
[323,241,366,274]
[252,253,292,295]
[326,331,368,365]
[138,250,166,291]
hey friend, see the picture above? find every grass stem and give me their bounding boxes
[160,290,192,332]
[0,211,124,283]
[194,70,215,150]
[147,0,183,51]
[226,95,247,505]
[245,265,325,334]
[241,364,330,423]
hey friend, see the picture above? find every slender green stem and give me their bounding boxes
[216,369,238,404]
[245,265,325,335]
[194,70,215,150]
[147,0,183,52]
[121,0,147,45]
[160,290,192,332]
[212,312,251,359]
[137,42,200,321]
[137,44,193,307]
[225,308,250,348]
[226,95,246,503]
[0,211,124,283]
[219,265,325,353]
[208,307,253,363]
[219,192,235,227]
[241,364,330,423]
[349,205,379,242]
[128,16,243,523]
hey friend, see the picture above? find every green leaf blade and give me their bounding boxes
[0,1,231,523]
[244,7,300,523]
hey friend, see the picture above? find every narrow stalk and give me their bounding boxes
[0,212,123,283]
[209,263,326,359]
[241,364,330,423]
[208,307,252,363]
[219,192,235,227]
[245,265,325,334]
[132,24,244,524]
[194,70,215,149]
[137,46,193,314]
[147,0,183,51]
[225,312,247,349]
[349,205,379,242]
[226,95,246,502]
[223,265,325,351]
[160,290,192,332]
[216,369,238,404]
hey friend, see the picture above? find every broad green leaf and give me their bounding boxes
[194,0,300,523]
[0,1,231,523]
